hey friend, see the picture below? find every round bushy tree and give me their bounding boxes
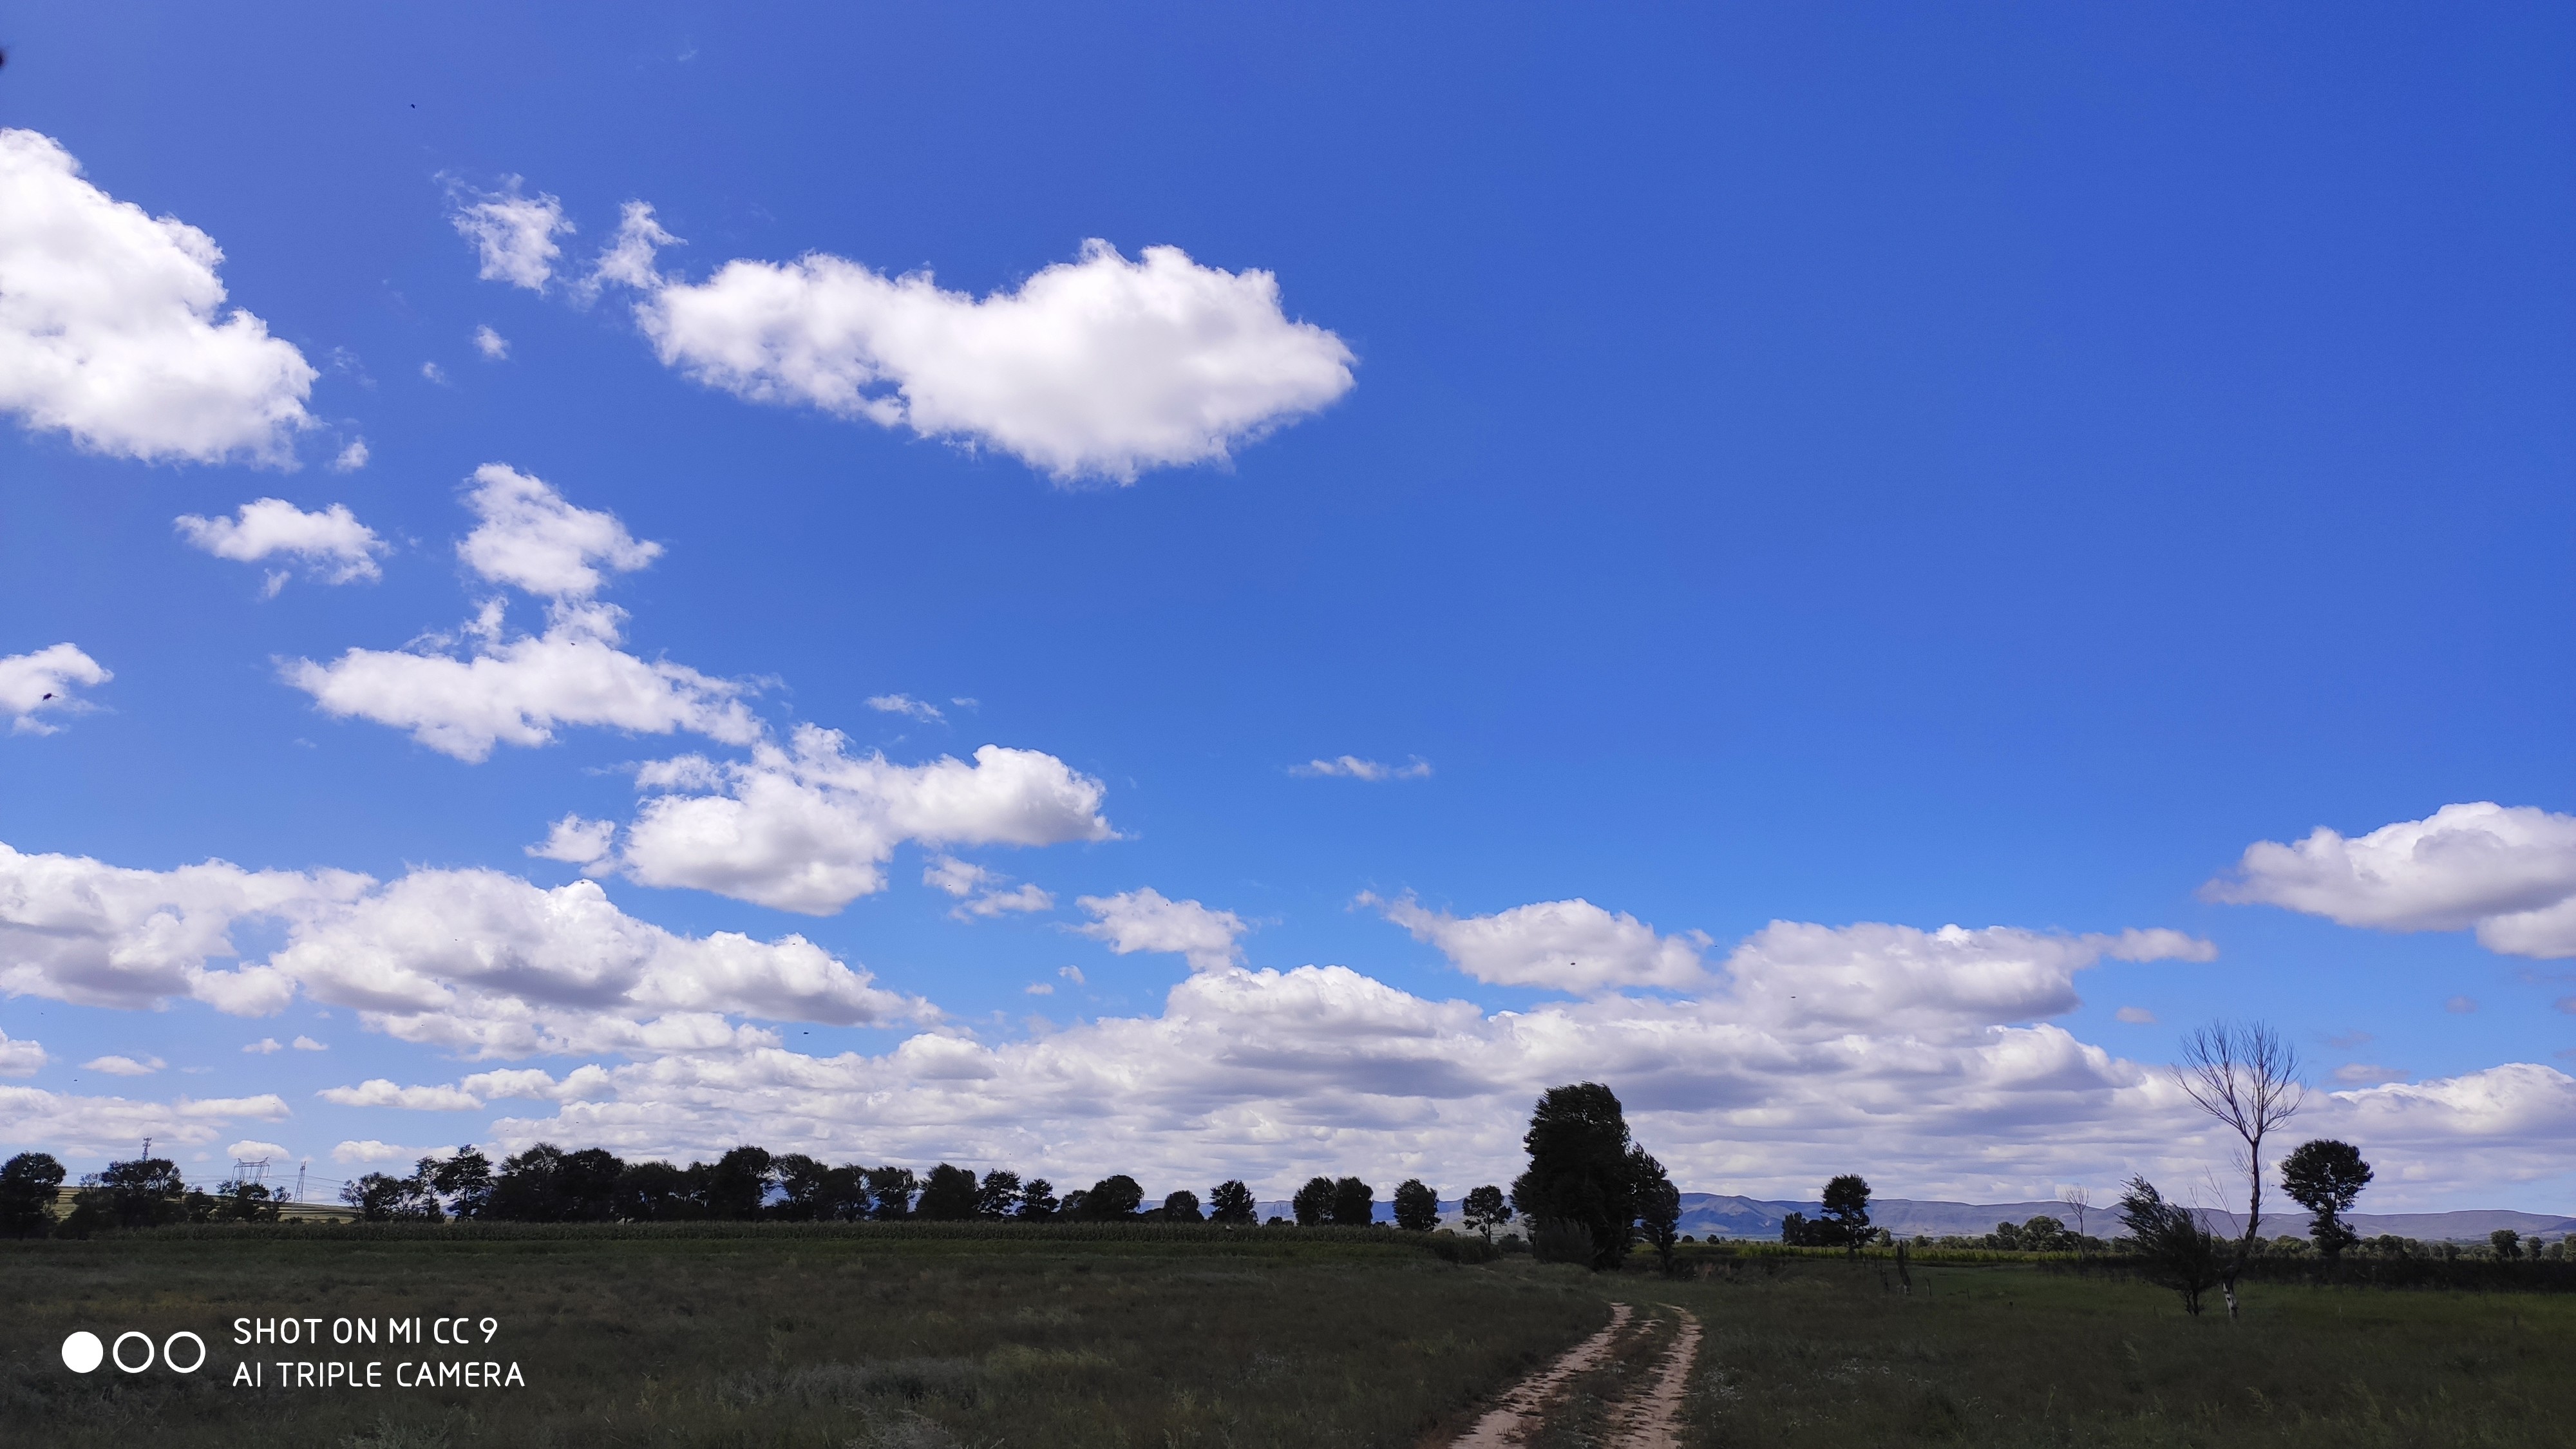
[1292,1175,1335,1226]
[1162,1189,1204,1222]
[1392,1179,1439,1231]
[1510,1083,1638,1268]
[915,1163,981,1220]
[2280,1139,2373,1261]
[1208,1179,1258,1225]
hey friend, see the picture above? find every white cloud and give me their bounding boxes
[0,1086,287,1158]
[0,1028,46,1077]
[583,202,679,296]
[460,1065,612,1103]
[628,237,1354,482]
[1074,889,1246,972]
[1715,922,2213,1037]
[473,325,509,360]
[1292,755,1431,781]
[1023,982,1054,996]
[614,726,1112,914]
[457,464,662,600]
[1369,893,1711,994]
[283,600,757,762]
[421,361,448,385]
[0,838,926,1062]
[0,128,316,464]
[528,815,617,871]
[447,176,572,292]
[2208,802,2576,958]
[0,643,111,734]
[867,694,944,723]
[82,1054,165,1076]
[332,439,369,472]
[332,1139,423,1164]
[318,1079,480,1111]
[176,498,387,587]
[2448,996,2480,1014]
[243,1037,282,1054]
[224,1139,289,1162]
[1059,965,1084,985]
[923,855,1054,919]
[2114,1005,2157,1024]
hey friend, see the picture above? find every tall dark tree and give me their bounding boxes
[1018,1177,1059,1222]
[704,1146,775,1220]
[1509,1082,1640,1268]
[771,1154,832,1220]
[2279,1139,2373,1262]
[916,1163,981,1220]
[1819,1174,1872,1255]
[1208,1179,1257,1226]
[1162,1189,1204,1222]
[866,1166,917,1220]
[1461,1184,1510,1242]
[1291,1175,1335,1227]
[488,1144,623,1221]
[976,1170,1025,1220]
[1392,1178,1440,1232]
[72,1156,189,1230]
[0,1151,66,1236]
[1080,1175,1145,1220]
[1631,1150,1680,1273]
[427,1146,494,1219]
[614,1161,700,1221]
[2118,1176,2225,1316]
[1329,1176,1376,1227]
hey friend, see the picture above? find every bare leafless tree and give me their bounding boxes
[2173,1020,2304,1319]
[2058,1184,2090,1248]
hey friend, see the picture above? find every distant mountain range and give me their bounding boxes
[1257,1193,2575,1244]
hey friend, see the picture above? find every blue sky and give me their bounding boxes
[3,3,2571,1212]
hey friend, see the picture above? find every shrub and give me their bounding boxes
[1530,1218,1596,1266]
[2118,1176,2225,1315]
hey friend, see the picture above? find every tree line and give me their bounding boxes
[0,1081,1685,1265]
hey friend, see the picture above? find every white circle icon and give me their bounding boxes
[61,1331,104,1373]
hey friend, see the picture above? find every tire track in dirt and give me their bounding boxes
[1448,1302,1635,1448]
[1605,1308,1701,1449]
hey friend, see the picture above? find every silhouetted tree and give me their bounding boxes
[612,1161,697,1220]
[976,1170,1024,1220]
[2119,1176,2224,1316]
[916,1163,981,1220]
[2279,1139,2372,1262]
[0,1151,66,1236]
[1018,1177,1059,1222]
[488,1144,622,1221]
[1461,1184,1510,1242]
[1631,1150,1680,1273]
[866,1166,917,1220]
[1819,1174,1871,1255]
[1080,1175,1145,1220]
[703,1146,775,1220]
[2491,1228,2523,1260]
[71,1156,190,1231]
[2174,1021,2304,1318]
[1292,1175,1335,1227]
[1162,1189,1204,1222]
[344,1171,444,1222]
[1330,1176,1376,1227]
[1392,1178,1440,1232]
[1208,1179,1257,1226]
[1057,1189,1089,1219]
[771,1154,831,1220]
[209,1176,281,1223]
[1510,1082,1640,1269]
[427,1146,494,1218]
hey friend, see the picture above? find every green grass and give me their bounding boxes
[8,1231,2572,1447]
[0,1227,1600,1448]
[1654,1253,2576,1447]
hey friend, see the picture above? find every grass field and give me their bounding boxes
[5,1229,2571,1447]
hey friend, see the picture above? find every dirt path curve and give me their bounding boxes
[1447,1302,1636,1448]
[1605,1308,1701,1449]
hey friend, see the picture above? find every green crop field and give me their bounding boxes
[5,1229,2571,1448]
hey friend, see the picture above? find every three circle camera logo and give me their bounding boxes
[61,1329,208,1376]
